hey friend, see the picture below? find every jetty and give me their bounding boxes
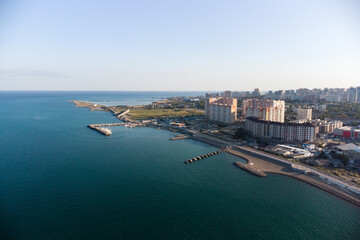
[233,162,267,177]
[185,148,227,164]
[89,123,125,127]
[87,125,112,136]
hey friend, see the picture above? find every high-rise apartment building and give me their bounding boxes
[242,99,285,123]
[296,108,312,121]
[205,92,219,98]
[224,91,232,98]
[348,87,358,102]
[205,97,237,123]
[253,88,261,97]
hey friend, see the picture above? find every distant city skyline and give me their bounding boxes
[0,0,359,91]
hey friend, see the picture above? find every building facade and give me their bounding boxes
[348,87,358,103]
[333,126,360,139]
[224,90,232,98]
[205,97,237,123]
[242,99,285,123]
[245,117,316,142]
[291,119,343,134]
[296,108,312,121]
[313,120,343,133]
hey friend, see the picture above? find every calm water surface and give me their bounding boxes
[0,91,359,239]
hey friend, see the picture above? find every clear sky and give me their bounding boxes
[0,0,359,91]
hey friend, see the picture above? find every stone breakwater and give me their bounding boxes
[233,162,267,177]
[87,125,112,136]
[185,149,225,164]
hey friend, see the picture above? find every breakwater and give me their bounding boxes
[185,148,226,164]
[87,125,114,135]
[233,162,267,177]
[89,123,125,127]
[170,135,189,140]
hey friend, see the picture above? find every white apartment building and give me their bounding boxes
[242,99,285,123]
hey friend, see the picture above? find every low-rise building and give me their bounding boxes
[170,122,186,127]
[333,126,360,139]
[333,143,360,160]
[273,144,312,159]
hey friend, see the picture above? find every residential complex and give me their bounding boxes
[245,117,316,142]
[264,86,360,103]
[205,97,237,123]
[242,99,285,123]
[314,120,343,133]
[296,108,312,121]
[292,119,343,134]
[219,86,360,103]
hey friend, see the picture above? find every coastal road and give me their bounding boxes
[190,132,360,195]
[235,146,360,195]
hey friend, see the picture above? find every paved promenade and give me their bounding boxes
[190,132,360,207]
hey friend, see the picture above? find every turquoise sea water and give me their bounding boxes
[0,91,359,240]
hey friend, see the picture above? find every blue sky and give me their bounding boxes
[0,0,359,91]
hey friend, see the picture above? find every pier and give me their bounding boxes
[87,121,144,136]
[185,147,227,164]
[89,123,125,127]
[87,125,113,136]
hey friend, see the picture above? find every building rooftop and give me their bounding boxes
[337,126,360,131]
[335,143,359,151]
[246,117,315,127]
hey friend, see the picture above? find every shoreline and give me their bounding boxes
[228,146,360,207]
[190,134,360,207]
[71,100,360,207]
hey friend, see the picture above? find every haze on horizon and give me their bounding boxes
[0,0,359,92]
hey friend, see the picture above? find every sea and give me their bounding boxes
[0,91,359,240]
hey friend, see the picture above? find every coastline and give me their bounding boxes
[190,134,360,207]
[72,100,360,207]
[227,146,360,207]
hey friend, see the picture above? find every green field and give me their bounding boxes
[126,108,204,120]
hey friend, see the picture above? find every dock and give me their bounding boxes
[88,123,125,127]
[185,147,227,164]
[233,162,267,177]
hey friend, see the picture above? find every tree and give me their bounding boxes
[331,153,349,166]
[318,151,328,159]
[234,127,248,140]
